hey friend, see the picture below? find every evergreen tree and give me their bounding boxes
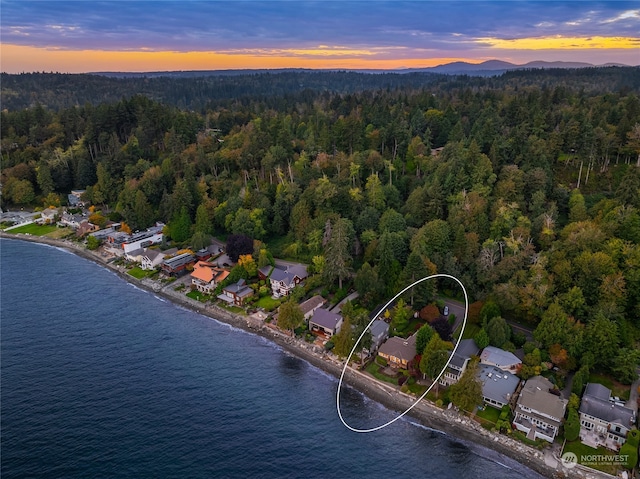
[323,218,352,290]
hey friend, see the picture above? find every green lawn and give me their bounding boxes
[562,440,619,475]
[127,266,153,279]
[475,405,500,424]
[7,223,58,236]
[365,362,400,385]
[255,295,281,311]
[187,290,211,303]
[219,303,245,315]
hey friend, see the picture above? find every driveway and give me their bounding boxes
[627,367,640,412]
[439,298,466,332]
[330,291,359,313]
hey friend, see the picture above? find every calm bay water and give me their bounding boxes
[1,239,543,479]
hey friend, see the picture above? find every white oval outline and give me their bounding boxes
[336,273,468,433]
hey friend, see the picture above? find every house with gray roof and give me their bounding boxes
[513,376,567,442]
[477,364,520,409]
[378,333,417,369]
[579,383,636,450]
[141,249,164,270]
[299,295,326,320]
[441,339,480,386]
[268,264,308,298]
[308,308,343,337]
[480,346,522,373]
[219,279,254,306]
[368,319,389,353]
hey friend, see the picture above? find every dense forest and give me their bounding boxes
[2,67,640,385]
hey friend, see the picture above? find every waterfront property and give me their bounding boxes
[219,279,254,306]
[440,338,479,386]
[378,333,417,369]
[161,252,196,276]
[308,308,343,338]
[579,382,636,450]
[38,207,59,225]
[267,264,308,298]
[141,249,164,270]
[480,346,522,374]
[190,261,229,294]
[106,223,165,255]
[477,364,520,409]
[513,376,567,442]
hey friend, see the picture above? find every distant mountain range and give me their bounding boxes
[400,59,630,75]
[91,60,634,78]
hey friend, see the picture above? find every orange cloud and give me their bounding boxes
[477,35,639,50]
[1,44,480,73]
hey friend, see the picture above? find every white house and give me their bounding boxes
[480,346,522,373]
[513,376,567,442]
[440,339,479,386]
[579,383,636,450]
[268,264,308,298]
[308,308,343,337]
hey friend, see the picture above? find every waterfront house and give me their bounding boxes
[190,261,229,294]
[378,333,417,369]
[59,212,85,229]
[161,252,196,276]
[308,308,343,337]
[513,376,567,442]
[477,364,520,409]
[76,221,99,237]
[268,264,308,298]
[368,319,390,353]
[440,339,480,386]
[125,247,146,263]
[480,346,522,374]
[38,207,59,225]
[219,279,254,306]
[299,295,326,320]
[141,249,164,270]
[579,383,636,450]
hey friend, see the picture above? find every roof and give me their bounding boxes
[143,249,162,261]
[584,382,611,401]
[163,252,195,267]
[477,365,520,405]
[378,334,417,363]
[224,279,252,295]
[126,248,145,257]
[161,247,179,256]
[258,265,273,277]
[480,346,522,368]
[580,383,636,426]
[191,261,230,283]
[369,319,389,338]
[310,308,342,330]
[270,264,308,284]
[450,339,480,368]
[299,295,326,315]
[516,376,566,421]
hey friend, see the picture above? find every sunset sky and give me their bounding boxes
[1,1,639,73]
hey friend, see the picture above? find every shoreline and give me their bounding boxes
[1,232,615,479]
